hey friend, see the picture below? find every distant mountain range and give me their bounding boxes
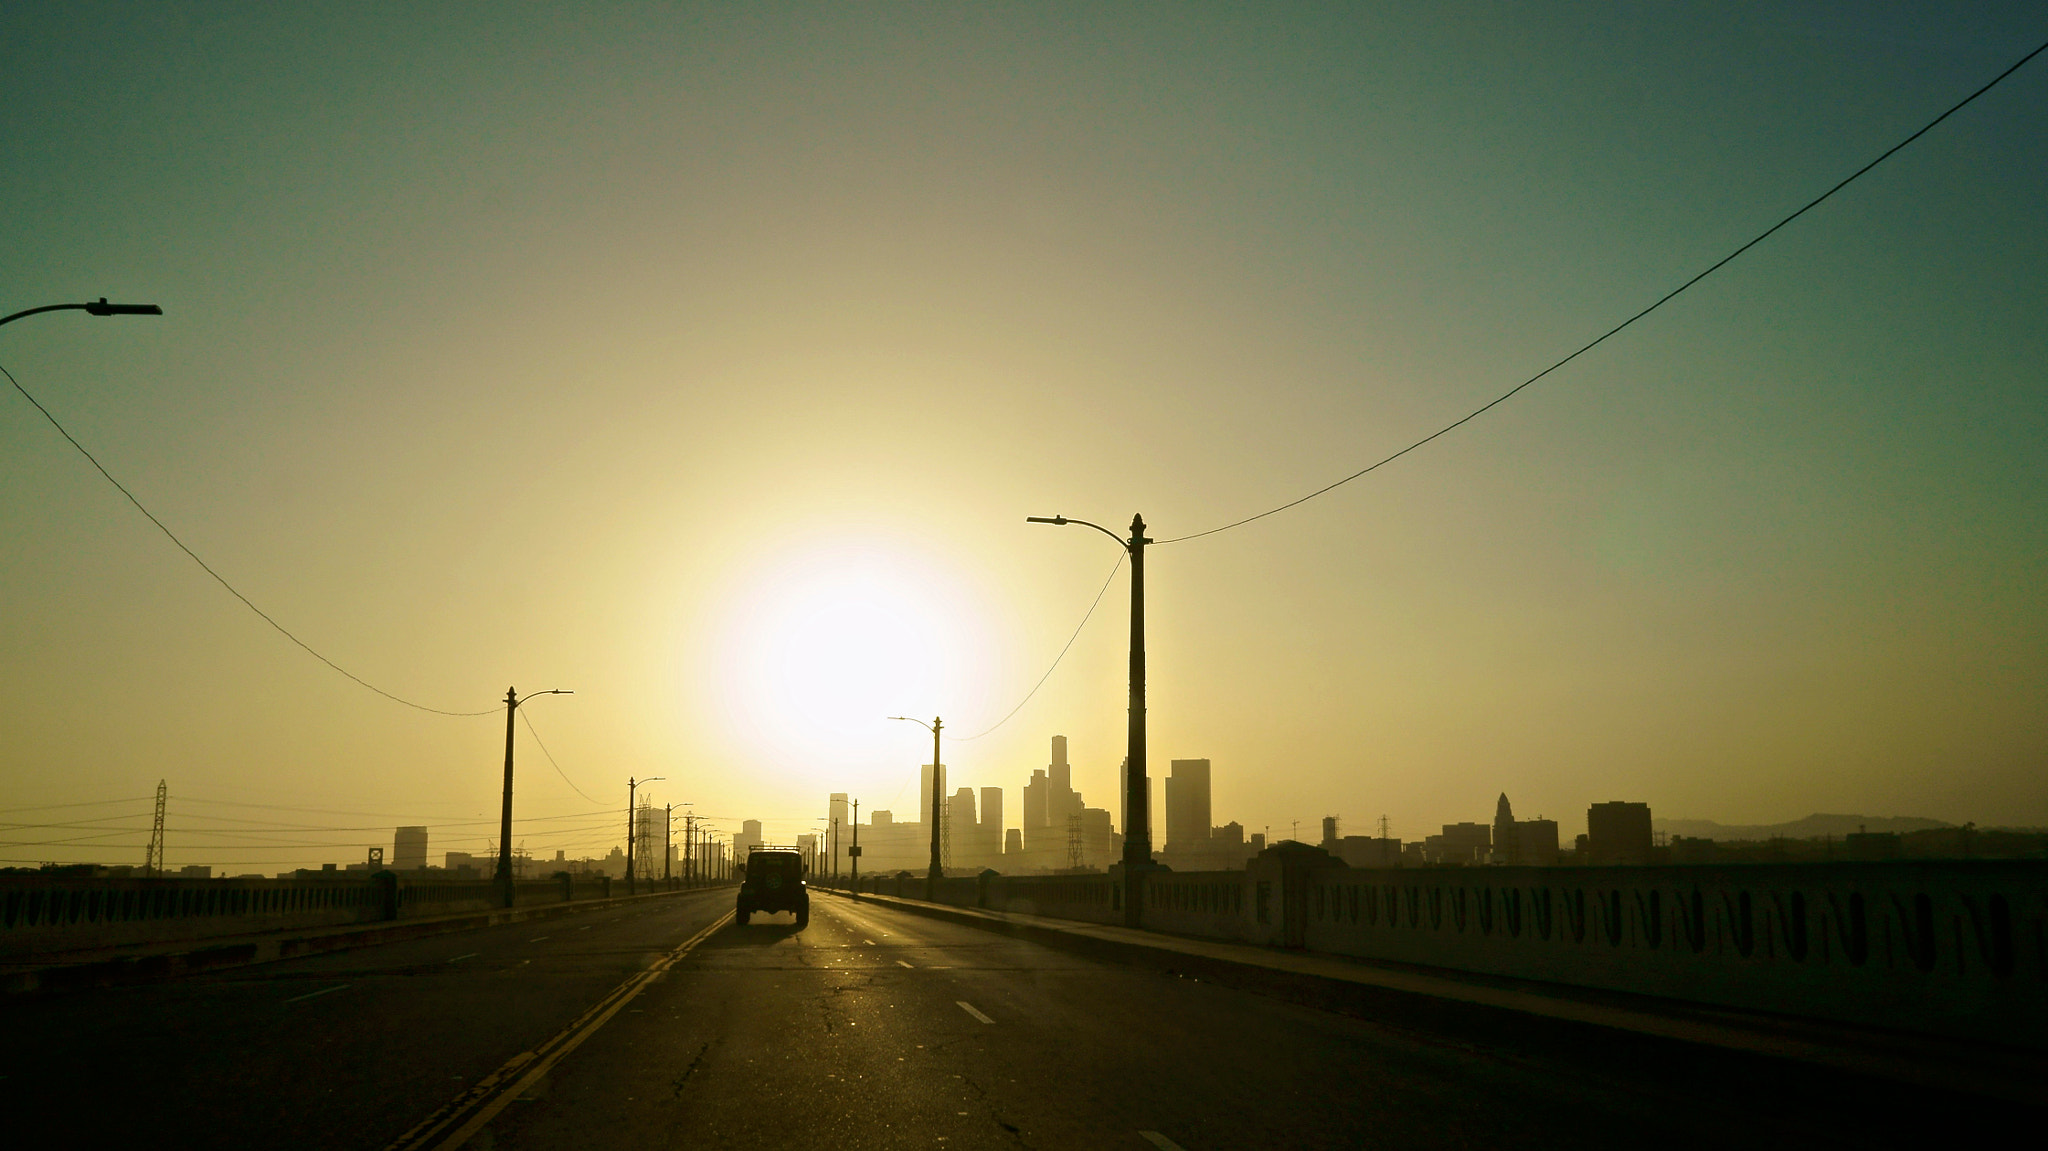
[1653,814,1954,842]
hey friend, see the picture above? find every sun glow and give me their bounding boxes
[707,538,1003,774]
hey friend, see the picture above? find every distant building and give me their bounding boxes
[1166,759,1213,853]
[920,763,947,827]
[1491,797,1559,865]
[1586,802,1653,865]
[734,820,763,859]
[1428,822,1491,864]
[394,825,428,871]
[445,850,477,872]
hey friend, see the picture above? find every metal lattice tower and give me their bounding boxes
[145,780,166,877]
[1067,813,1083,870]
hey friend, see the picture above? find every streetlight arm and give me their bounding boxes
[1026,514,1134,551]
[512,688,573,709]
[1,299,163,327]
[887,715,934,734]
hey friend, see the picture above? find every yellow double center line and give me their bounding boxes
[385,911,733,1151]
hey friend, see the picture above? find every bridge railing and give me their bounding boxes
[0,872,627,962]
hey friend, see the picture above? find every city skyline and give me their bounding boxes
[5,7,2045,873]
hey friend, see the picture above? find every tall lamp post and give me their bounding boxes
[1027,513,1152,927]
[1,298,162,329]
[888,715,944,900]
[625,775,664,895]
[500,687,573,908]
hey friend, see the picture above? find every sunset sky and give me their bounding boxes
[4,4,2043,871]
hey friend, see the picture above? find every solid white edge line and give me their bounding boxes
[284,983,350,1004]
[956,1000,993,1024]
[1139,1132,1186,1151]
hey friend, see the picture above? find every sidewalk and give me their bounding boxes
[824,887,2046,1105]
[2,886,721,995]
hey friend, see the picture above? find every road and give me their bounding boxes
[3,889,2029,1148]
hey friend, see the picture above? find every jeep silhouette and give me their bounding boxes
[736,847,808,928]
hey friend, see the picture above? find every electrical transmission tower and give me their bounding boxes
[1067,813,1083,870]
[145,780,166,877]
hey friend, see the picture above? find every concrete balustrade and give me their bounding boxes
[0,873,620,962]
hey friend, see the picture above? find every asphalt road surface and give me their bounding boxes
[3,889,2029,1148]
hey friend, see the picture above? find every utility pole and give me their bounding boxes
[928,718,942,897]
[831,816,839,883]
[499,687,572,908]
[664,803,672,886]
[146,780,166,877]
[500,687,518,907]
[850,799,860,896]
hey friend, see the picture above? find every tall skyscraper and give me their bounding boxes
[1493,794,1517,865]
[393,825,428,871]
[1165,759,1213,852]
[1048,735,1070,801]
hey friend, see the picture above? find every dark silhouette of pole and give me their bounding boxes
[0,298,162,328]
[1027,513,1151,926]
[831,816,839,882]
[500,688,516,906]
[664,803,672,885]
[851,798,860,897]
[888,715,945,899]
[499,687,572,908]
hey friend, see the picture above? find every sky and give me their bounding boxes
[3,3,2044,873]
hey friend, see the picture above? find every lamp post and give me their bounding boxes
[1026,513,1152,927]
[1,298,162,329]
[500,687,573,908]
[626,775,664,895]
[888,715,944,900]
[850,798,861,897]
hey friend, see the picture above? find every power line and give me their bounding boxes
[520,708,602,804]
[1156,35,2048,546]
[956,551,1126,741]
[0,361,497,716]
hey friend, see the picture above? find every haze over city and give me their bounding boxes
[4,4,2044,875]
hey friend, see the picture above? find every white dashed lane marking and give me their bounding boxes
[284,984,349,1004]
[447,953,478,964]
[896,960,914,968]
[1139,1132,1187,1151]
[956,1001,993,1025]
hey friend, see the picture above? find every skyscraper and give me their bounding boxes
[393,826,427,871]
[1493,794,1517,865]
[1165,759,1213,853]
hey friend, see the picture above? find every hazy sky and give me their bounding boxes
[4,3,2043,871]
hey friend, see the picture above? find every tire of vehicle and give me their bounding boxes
[736,907,750,925]
[795,903,809,929]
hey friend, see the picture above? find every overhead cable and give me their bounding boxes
[1156,35,2048,546]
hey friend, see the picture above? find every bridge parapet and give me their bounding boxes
[0,873,620,962]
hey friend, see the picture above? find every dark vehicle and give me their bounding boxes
[736,846,808,928]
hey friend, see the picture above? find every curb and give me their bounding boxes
[4,885,735,995]
[822,887,2047,1105]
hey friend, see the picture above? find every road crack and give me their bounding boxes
[670,1043,711,1098]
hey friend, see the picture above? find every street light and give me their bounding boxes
[888,715,945,900]
[500,687,573,908]
[1027,513,1153,927]
[1,298,163,329]
[626,775,665,895]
